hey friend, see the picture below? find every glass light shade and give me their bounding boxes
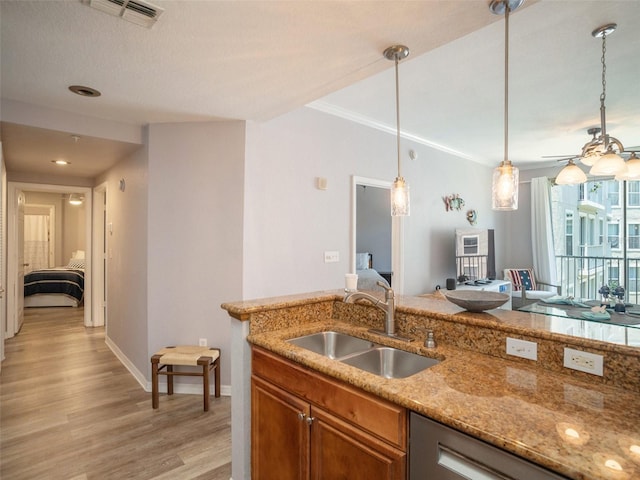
[589,150,626,175]
[391,177,410,216]
[69,194,83,205]
[615,156,640,181]
[580,148,603,166]
[555,162,587,185]
[491,161,519,210]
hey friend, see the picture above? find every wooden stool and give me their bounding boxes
[151,346,220,411]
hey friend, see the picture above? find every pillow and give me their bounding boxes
[506,269,537,291]
[72,250,85,259]
[356,253,370,270]
[67,258,85,269]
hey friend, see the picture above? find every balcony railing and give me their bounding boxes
[556,255,640,304]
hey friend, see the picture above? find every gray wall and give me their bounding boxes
[244,106,509,297]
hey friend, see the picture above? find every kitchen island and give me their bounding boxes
[222,290,640,480]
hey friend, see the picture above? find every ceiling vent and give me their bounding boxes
[88,0,164,28]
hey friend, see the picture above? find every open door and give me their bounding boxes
[15,191,25,334]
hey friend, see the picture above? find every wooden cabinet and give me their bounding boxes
[251,347,407,480]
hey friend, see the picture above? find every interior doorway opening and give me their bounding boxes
[6,182,93,337]
[351,176,404,294]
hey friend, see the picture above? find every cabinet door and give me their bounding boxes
[252,376,311,480]
[311,407,406,480]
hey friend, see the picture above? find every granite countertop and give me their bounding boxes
[225,291,640,480]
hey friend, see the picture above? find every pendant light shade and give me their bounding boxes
[492,161,519,210]
[615,153,640,181]
[590,148,626,176]
[555,159,587,185]
[391,177,410,216]
[490,0,523,211]
[384,45,410,217]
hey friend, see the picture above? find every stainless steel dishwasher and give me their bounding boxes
[410,413,568,479]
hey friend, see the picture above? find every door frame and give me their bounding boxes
[6,182,93,337]
[351,176,404,294]
[92,183,107,328]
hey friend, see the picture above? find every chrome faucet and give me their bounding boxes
[344,282,410,341]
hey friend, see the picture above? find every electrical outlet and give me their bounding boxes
[324,251,339,263]
[564,348,603,376]
[199,338,207,347]
[506,337,537,361]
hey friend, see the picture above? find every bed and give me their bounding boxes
[356,252,391,291]
[24,252,85,308]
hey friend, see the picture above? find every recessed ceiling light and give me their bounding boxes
[52,160,70,166]
[69,85,101,97]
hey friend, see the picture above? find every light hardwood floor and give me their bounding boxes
[0,307,231,480]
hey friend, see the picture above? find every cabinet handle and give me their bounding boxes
[298,412,306,421]
[305,416,315,426]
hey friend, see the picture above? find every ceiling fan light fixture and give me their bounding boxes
[555,159,587,185]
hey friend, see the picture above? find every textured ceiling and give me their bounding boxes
[1,0,639,179]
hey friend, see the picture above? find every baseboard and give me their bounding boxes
[104,335,230,396]
[105,335,148,388]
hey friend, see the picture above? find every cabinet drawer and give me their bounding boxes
[252,347,407,449]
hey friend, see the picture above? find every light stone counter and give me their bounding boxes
[222,290,640,480]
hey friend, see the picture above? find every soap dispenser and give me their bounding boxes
[425,331,436,349]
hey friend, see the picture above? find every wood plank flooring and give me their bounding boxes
[0,307,231,480]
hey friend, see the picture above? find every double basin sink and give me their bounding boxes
[287,331,439,379]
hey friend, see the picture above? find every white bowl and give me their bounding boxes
[444,290,509,312]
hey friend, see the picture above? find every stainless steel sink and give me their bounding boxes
[340,347,440,379]
[287,331,375,359]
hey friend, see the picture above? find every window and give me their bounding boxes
[608,222,620,249]
[608,181,620,207]
[599,218,604,245]
[462,235,479,255]
[629,182,640,207]
[565,212,573,256]
[589,216,595,245]
[629,224,640,250]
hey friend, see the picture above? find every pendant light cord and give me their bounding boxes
[394,54,402,178]
[503,3,510,165]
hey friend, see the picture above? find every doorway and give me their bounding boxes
[6,182,93,337]
[351,176,404,293]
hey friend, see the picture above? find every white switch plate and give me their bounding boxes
[506,337,537,361]
[324,251,339,263]
[563,348,603,376]
[199,338,207,347]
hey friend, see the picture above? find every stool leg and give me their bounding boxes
[167,365,174,396]
[203,361,210,411]
[151,355,160,409]
[214,356,221,398]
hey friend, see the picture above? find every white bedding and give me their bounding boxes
[356,269,390,291]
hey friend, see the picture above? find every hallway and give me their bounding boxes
[0,307,231,479]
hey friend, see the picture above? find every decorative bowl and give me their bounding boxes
[443,290,510,312]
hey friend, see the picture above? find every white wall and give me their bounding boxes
[244,107,508,297]
[98,133,149,375]
[147,121,244,386]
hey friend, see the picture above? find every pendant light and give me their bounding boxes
[586,24,626,176]
[555,158,588,185]
[490,0,523,211]
[384,45,410,216]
